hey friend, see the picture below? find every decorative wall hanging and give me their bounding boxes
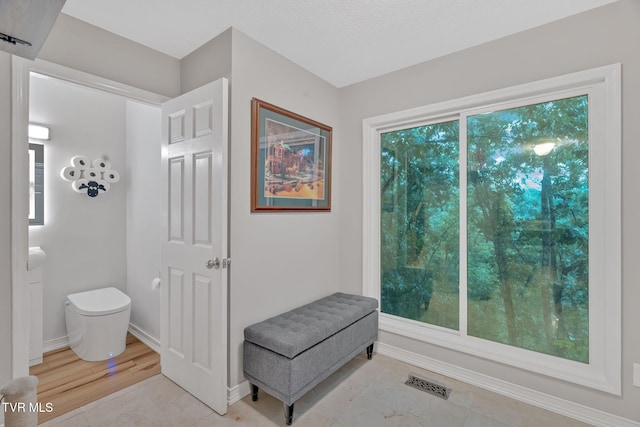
[60,155,120,198]
[251,98,332,212]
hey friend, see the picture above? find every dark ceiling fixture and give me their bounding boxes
[0,0,66,59]
[0,32,32,47]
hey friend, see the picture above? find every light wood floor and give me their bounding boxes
[29,333,160,424]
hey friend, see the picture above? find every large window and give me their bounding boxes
[363,65,621,393]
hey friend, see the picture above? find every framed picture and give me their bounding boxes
[251,98,332,212]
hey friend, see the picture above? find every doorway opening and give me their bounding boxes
[11,57,167,419]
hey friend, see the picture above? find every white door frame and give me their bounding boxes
[10,56,168,377]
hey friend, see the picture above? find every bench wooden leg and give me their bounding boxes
[366,343,374,360]
[251,384,259,401]
[284,402,294,425]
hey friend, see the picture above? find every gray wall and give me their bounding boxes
[338,0,640,419]
[40,14,180,98]
[0,51,13,406]
[180,28,342,388]
[181,28,232,94]
[227,28,342,388]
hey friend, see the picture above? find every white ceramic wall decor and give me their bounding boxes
[60,155,120,197]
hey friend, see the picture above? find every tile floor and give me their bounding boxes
[39,353,592,427]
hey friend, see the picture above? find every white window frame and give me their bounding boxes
[362,64,621,394]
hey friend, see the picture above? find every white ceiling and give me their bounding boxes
[61,0,618,88]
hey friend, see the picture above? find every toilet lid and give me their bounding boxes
[67,287,131,316]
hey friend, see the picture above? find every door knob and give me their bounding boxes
[206,258,220,270]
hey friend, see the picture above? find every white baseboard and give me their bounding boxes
[228,380,250,405]
[376,342,639,427]
[42,336,69,353]
[128,323,160,354]
[39,324,159,359]
[29,356,43,367]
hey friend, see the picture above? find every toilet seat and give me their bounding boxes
[67,287,131,316]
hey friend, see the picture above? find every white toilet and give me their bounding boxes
[65,287,131,361]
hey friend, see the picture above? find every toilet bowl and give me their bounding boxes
[65,287,131,361]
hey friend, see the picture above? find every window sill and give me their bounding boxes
[378,312,620,395]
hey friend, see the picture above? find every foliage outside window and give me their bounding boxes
[380,121,460,331]
[381,96,589,363]
[466,97,588,362]
[364,65,621,394]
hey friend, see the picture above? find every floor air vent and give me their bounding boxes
[405,373,451,400]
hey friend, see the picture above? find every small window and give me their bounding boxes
[29,143,44,226]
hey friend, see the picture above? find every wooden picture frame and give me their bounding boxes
[251,98,332,212]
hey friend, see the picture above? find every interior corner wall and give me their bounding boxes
[125,100,162,341]
[0,51,13,406]
[39,14,180,98]
[180,27,232,94]
[338,0,640,420]
[227,28,341,388]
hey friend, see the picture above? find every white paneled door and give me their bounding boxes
[160,78,229,415]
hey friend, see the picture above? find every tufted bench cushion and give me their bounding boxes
[244,292,378,359]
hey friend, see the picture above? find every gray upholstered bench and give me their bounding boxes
[243,292,378,425]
